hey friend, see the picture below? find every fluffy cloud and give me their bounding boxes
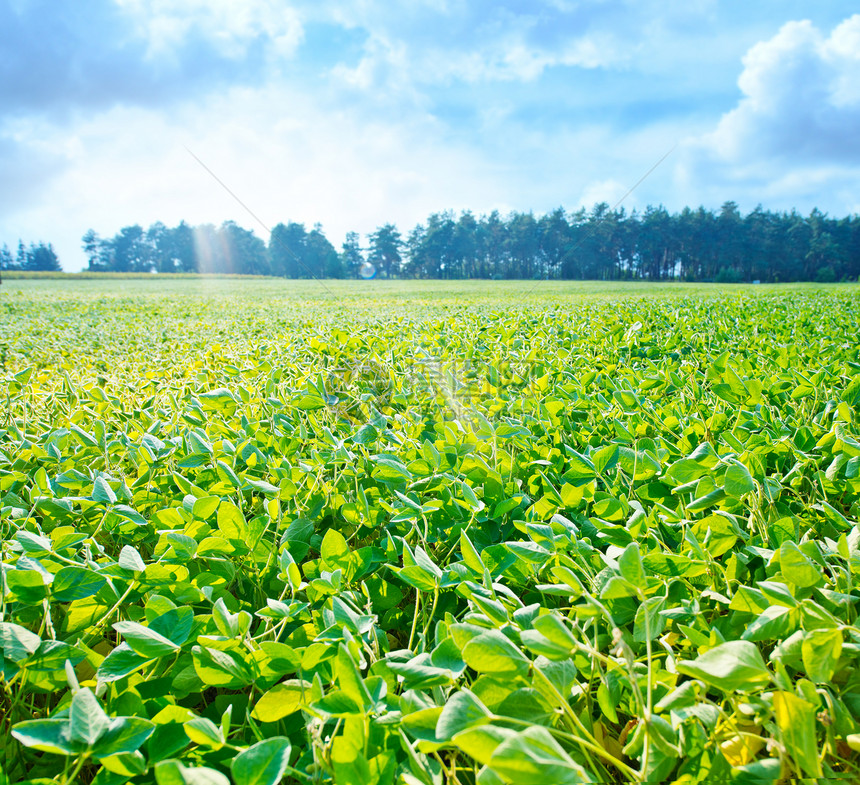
[5,2,860,270]
[2,84,511,269]
[0,0,299,119]
[112,0,304,61]
[679,15,860,210]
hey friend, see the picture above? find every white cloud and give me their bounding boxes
[2,83,511,270]
[112,0,305,61]
[577,179,629,210]
[678,14,860,212]
[7,1,860,273]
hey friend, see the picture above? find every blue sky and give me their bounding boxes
[2,0,859,270]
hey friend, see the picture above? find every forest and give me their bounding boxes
[3,201,859,281]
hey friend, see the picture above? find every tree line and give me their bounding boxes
[3,202,859,281]
[0,241,62,272]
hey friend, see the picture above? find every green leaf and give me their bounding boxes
[801,628,842,683]
[452,726,517,767]
[217,501,248,540]
[773,691,822,778]
[0,621,42,662]
[184,718,224,749]
[563,448,596,480]
[462,630,531,678]
[98,749,147,777]
[149,607,194,647]
[69,687,110,746]
[52,566,107,602]
[617,542,646,589]
[436,690,492,741]
[336,644,372,710]
[199,388,236,406]
[371,456,412,483]
[633,596,666,642]
[92,717,156,758]
[779,541,820,588]
[351,423,378,445]
[154,760,231,785]
[487,726,592,784]
[192,496,220,520]
[118,544,146,572]
[93,476,117,505]
[23,639,84,672]
[192,645,253,688]
[231,737,292,785]
[740,605,796,643]
[724,463,755,497]
[113,620,180,658]
[321,528,350,569]
[12,719,81,756]
[97,643,152,682]
[460,531,485,574]
[676,640,771,693]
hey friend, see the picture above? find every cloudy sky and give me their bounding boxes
[2,1,859,271]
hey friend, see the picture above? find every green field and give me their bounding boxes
[3,278,860,784]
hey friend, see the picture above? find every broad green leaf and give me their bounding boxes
[231,737,292,785]
[92,717,156,758]
[0,621,41,662]
[321,528,350,569]
[617,542,646,589]
[97,643,152,682]
[154,760,231,785]
[801,628,842,683]
[118,544,146,572]
[740,605,796,643]
[460,531,484,574]
[217,501,248,540]
[488,725,592,784]
[779,541,820,588]
[52,566,107,602]
[724,463,755,497]
[676,641,770,693]
[251,681,310,722]
[563,448,596,479]
[11,719,81,756]
[462,630,530,678]
[436,690,492,741]
[93,476,117,505]
[69,687,110,746]
[184,718,224,749]
[113,620,180,658]
[192,645,253,688]
[452,726,517,767]
[149,606,194,646]
[773,691,822,778]
[192,496,220,520]
[25,640,86,671]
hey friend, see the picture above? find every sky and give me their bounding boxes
[2,0,860,271]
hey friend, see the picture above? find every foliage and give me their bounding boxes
[2,279,860,785]
[0,241,61,272]
[9,201,860,281]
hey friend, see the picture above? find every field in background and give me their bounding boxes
[3,279,860,784]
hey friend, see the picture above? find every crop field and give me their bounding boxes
[3,277,860,785]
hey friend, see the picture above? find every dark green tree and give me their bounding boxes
[340,232,364,278]
[368,224,403,278]
[107,225,152,273]
[25,242,62,271]
[269,222,306,278]
[306,225,341,278]
[217,222,269,276]
[0,244,16,271]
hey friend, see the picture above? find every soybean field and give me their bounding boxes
[3,278,860,785]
